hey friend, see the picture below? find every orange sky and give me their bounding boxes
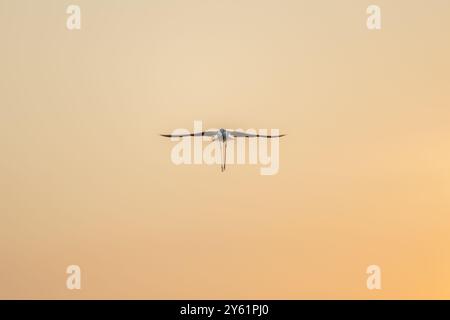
[1,0,450,299]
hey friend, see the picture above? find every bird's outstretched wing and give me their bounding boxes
[160,131,218,138]
[230,131,286,138]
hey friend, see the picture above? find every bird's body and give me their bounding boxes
[217,128,229,142]
[161,128,285,172]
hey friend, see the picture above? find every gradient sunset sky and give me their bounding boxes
[1,0,450,299]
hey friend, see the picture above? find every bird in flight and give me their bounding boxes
[161,128,286,172]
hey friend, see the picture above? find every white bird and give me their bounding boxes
[161,128,286,172]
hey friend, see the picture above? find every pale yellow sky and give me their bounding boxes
[1,0,450,299]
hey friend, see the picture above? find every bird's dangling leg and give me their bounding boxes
[219,140,224,172]
[223,141,227,172]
